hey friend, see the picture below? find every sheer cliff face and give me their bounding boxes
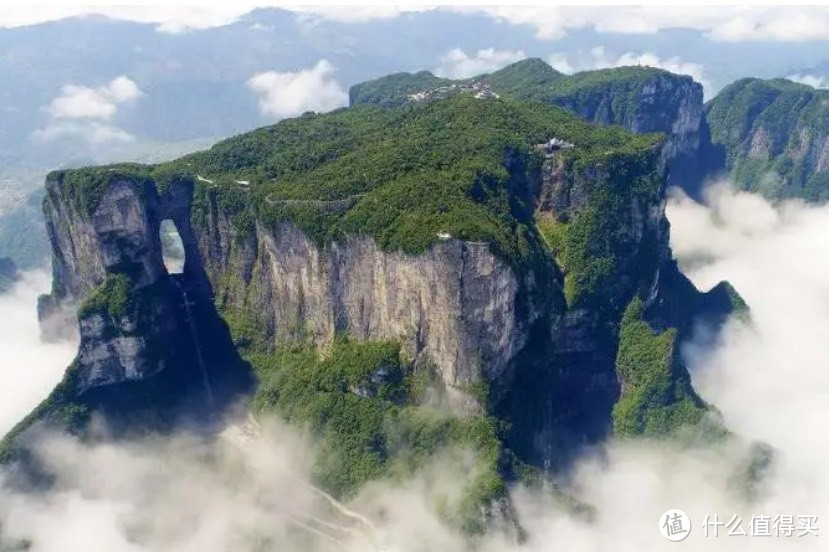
[0,174,251,453]
[199,211,532,405]
[43,180,160,303]
[706,77,829,201]
[38,178,178,392]
[546,69,720,199]
[35,174,534,410]
[552,72,702,145]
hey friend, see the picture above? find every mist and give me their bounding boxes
[3,184,829,549]
[669,184,829,542]
[0,271,75,436]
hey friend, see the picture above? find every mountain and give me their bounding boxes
[0,169,51,270]
[351,59,722,199]
[1,94,740,530]
[706,77,829,201]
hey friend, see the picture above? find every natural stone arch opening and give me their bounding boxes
[159,219,185,274]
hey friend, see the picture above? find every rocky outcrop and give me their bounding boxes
[540,67,724,200]
[38,179,163,340]
[496,146,728,463]
[705,77,829,201]
[208,223,529,395]
[0,172,253,453]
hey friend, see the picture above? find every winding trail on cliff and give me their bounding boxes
[222,415,381,550]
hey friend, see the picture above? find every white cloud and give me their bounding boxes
[666,184,829,539]
[34,76,141,146]
[32,121,135,145]
[0,271,75,436]
[247,60,348,119]
[475,6,829,43]
[434,48,526,79]
[707,10,829,42]
[549,47,711,97]
[47,76,142,120]
[787,73,829,89]
[5,6,829,41]
[546,53,576,75]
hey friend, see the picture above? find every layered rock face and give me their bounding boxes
[201,218,530,402]
[546,69,724,198]
[706,77,829,201]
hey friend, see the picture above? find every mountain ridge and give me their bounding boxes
[705,76,829,201]
[350,58,722,200]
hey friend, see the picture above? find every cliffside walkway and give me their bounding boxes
[264,194,364,214]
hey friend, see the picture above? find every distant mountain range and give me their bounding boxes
[2,7,829,169]
[4,10,829,272]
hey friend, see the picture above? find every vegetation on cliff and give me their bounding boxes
[480,58,564,99]
[190,97,659,274]
[349,71,453,107]
[352,59,695,133]
[613,297,707,436]
[77,273,134,320]
[350,59,713,199]
[706,77,829,201]
[243,336,505,533]
[50,95,660,274]
[45,163,193,220]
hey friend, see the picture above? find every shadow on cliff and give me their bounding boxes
[77,273,256,436]
[494,316,617,472]
[493,258,741,475]
[71,177,257,436]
